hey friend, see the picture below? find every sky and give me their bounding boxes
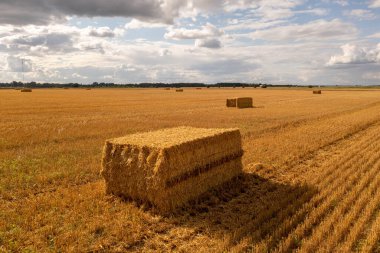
[0,0,380,85]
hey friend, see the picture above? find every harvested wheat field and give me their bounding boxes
[2,87,380,252]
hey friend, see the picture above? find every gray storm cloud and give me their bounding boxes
[195,38,222,49]
[0,0,172,25]
[0,0,225,25]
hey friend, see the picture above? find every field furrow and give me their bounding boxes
[302,157,380,252]
[359,210,380,252]
[335,179,380,252]
[273,129,380,252]
[251,129,380,252]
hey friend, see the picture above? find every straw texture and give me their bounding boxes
[226,99,237,107]
[236,97,253,108]
[101,127,243,211]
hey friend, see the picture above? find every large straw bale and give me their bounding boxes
[313,90,322,94]
[236,97,253,108]
[20,88,32,92]
[101,127,243,212]
[176,89,183,92]
[226,98,237,107]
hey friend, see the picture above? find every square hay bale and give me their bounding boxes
[236,97,253,108]
[226,98,237,107]
[101,127,243,212]
[20,88,32,92]
[165,88,171,90]
[176,89,184,92]
[313,90,322,94]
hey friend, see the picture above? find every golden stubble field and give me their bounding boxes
[1,87,380,252]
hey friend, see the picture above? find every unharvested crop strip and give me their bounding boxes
[165,150,244,188]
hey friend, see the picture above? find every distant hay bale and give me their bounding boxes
[20,88,32,92]
[86,88,91,90]
[226,97,253,108]
[226,98,237,107]
[165,88,171,90]
[260,85,267,88]
[196,87,202,90]
[176,89,183,92]
[313,90,322,94]
[101,127,243,212]
[237,97,253,108]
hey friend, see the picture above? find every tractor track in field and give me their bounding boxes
[243,100,380,139]
[246,119,380,186]
[267,118,380,177]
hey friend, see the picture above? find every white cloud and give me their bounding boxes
[344,9,376,20]
[1,28,76,54]
[0,24,122,56]
[362,72,380,80]
[159,48,172,56]
[368,32,380,39]
[327,44,380,66]
[88,26,124,37]
[225,19,288,31]
[369,0,380,8]
[72,73,88,79]
[251,19,357,41]
[335,0,349,6]
[125,19,168,29]
[165,23,223,40]
[322,0,349,6]
[297,8,329,16]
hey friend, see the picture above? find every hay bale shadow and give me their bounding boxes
[166,172,318,249]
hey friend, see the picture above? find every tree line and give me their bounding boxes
[0,81,302,88]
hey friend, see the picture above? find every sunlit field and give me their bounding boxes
[1,87,380,252]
